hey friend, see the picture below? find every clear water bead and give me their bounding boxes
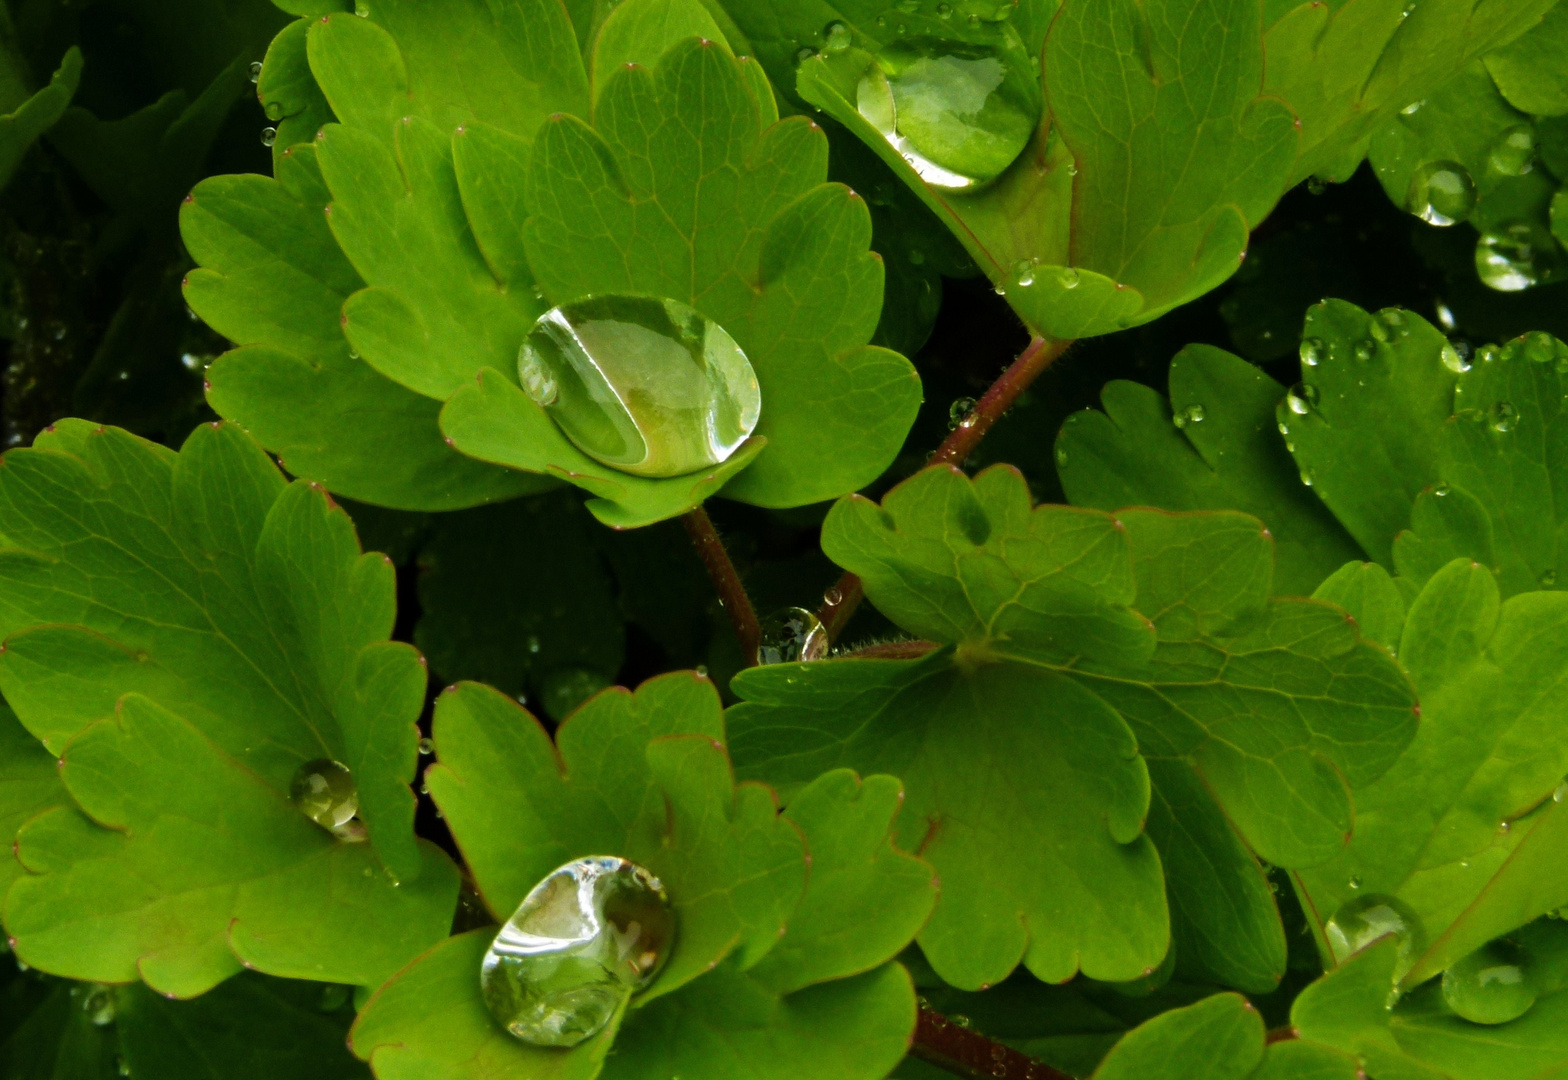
[1405,161,1475,226]
[260,127,278,148]
[481,856,673,1047]
[1441,341,1472,374]
[1286,383,1319,415]
[1354,339,1377,362]
[856,34,1040,192]
[1172,404,1205,429]
[1488,125,1536,177]
[1325,893,1424,978]
[1476,223,1563,292]
[249,61,263,83]
[518,296,760,478]
[1488,401,1519,433]
[823,21,852,53]
[1299,337,1327,367]
[949,396,978,429]
[758,607,830,665]
[1443,939,1536,1024]
[289,758,358,829]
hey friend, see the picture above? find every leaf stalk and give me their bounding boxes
[683,505,762,666]
[911,1004,1071,1080]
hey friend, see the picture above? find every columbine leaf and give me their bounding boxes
[1056,343,1365,598]
[1293,558,1568,986]
[1312,561,1409,654]
[1484,3,1568,119]
[0,421,456,995]
[0,47,81,190]
[352,673,930,1080]
[0,702,65,908]
[1263,0,1558,183]
[732,465,1416,992]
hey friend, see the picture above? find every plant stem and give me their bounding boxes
[683,505,761,666]
[911,1005,1070,1080]
[818,335,1072,641]
[839,639,939,660]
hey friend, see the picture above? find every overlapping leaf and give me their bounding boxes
[0,47,80,191]
[351,673,934,1080]
[0,703,64,904]
[730,464,1415,993]
[0,421,456,997]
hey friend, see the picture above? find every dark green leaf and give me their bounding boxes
[0,47,81,190]
[1485,3,1568,119]
[0,702,64,902]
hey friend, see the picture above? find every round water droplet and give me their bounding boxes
[855,34,1041,192]
[1488,401,1519,433]
[264,101,285,122]
[952,1014,972,1028]
[482,856,674,1047]
[81,984,116,1025]
[418,736,435,755]
[1523,331,1557,364]
[1489,125,1536,177]
[1012,258,1035,287]
[1172,404,1206,430]
[1300,466,1316,487]
[1479,343,1502,364]
[1324,893,1425,975]
[290,759,359,829]
[518,296,761,478]
[1441,341,1473,374]
[823,21,852,53]
[1055,266,1080,290]
[318,983,352,1012]
[1476,223,1564,292]
[758,607,830,665]
[937,2,953,16]
[541,667,611,721]
[1540,569,1558,588]
[1354,339,1377,362]
[1349,875,1363,890]
[527,634,542,654]
[250,61,263,83]
[1286,383,1319,415]
[949,396,978,429]
[260,127,278,148]
[1405,161,1476,226]
[824,586,844,606]
[1300,337,1327,367]
[1443,939,1536,1024]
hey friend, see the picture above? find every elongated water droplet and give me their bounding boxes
[1054,446,1069,468]
[1172,404,1205,430]
[758,607,830,665]
[1354,339,1376,362]
[823,21,852,53]
[264,101,285,122]
[1405,161,1476,226]
[517,296,760,478]
[83,985,116,1026]
[1287,383,1319,415]
[1325,894,1425,976]
[290,759,358,830]
[856,34,1041,192]
[1477,223,1564,292]
[1300,337,1327,367]
[1442,341,1472,374]
[482,857,673,1047]
[1434,484,1451,497]
[1523,331,1557,364]
[249,61,263,83]
[1300,466,1316,487]
[1488,401,1519,432]
[1012,258,1034,287]
[1443,939,1536,1024]
[950,396,977,429]
[260,127,278,148]
[1349,875,1363,890]
[1489,125,1536,177]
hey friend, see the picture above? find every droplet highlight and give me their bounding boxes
[1405,161,1476,226]
[290,758,359,830]
[758,607,830,665]
[1443,939,1536,1024]
[1488,125,1536,177]
[1324,893,1425,978]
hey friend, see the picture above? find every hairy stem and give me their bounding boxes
[911,1006,1071,1080]
[683,506,761,666]
[818,335,1072,641]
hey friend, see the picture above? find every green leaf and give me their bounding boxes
[1090,993,1264,1080]
[1293,937,1568,1080]
[1056,344,1365,597]
[0,422,456,994]
[354,673,927,1080]
[1484,2,1568,119]
[183,143,545,511]
[1263,0,1559,183]
[0,47,80,191]
[0,702,65,904]
[1312,561,1408,653]
[1293,558,1568,987]
[257,18,337,166]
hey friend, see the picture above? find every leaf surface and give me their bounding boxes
[0,47,81,190]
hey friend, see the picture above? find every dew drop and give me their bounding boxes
[290,759,358,831]
[1443,939,1536,1024]
[249,61,263,83]
[1355,339,1377,362]
[1489,125,1536,177]
[1479,343,1502,364]
[1434,484,1451,497]
[1435,302,1457,332]
[1400,99,1425,116]
[527,634,542,654]
[1523,331,1557,364]
[1488,401,1519,433]
[949,396,978,429]
[83,985,116,1026]
[823,21,852,53]
[1300,466,1316,487]
[1349,875,1362,889]
[796,46,817,64]
[517,296,760,478]
[1012,258,1035,287]
[1476,223,1564,292]
[1056,266,1080,290]
[1286,383,1319,415]
[824,586,844,606]
[1405,161,1476,226]
[264,101,285,122]
[418,737,435,755]
[1540,569,1558,588]
[260,127,278,148]
[1324,894,1424,976]
[1299,337,1327,367]
[481,857,673,1047]
[1441,341,1473,374]
[758,607,830,665]
[1172,404,1205,429]
[1054,446,1069,468]
[318,983,351,1012]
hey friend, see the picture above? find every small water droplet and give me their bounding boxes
[1499,820,1512,834]
[1434,484,1451,497]
[1300,466,1317,487]
[1554,779,1567,802]
[758,608,830,665]
[796,46,817,64]
[354,0,370,14]
[482,857,673,1046]
[1479,343,1502,364]
[937,2,953,16]
[1400,99,1425,115]
[318,983,351,1011]
[952,1014,972,1029]
[823,21,852,53]
[1172,404,1206,430]
[1300,337,1327,367]
[1441,341,1473,374]
[1405,161,1476,226]
[1522,331,1557,364]
[1540,569,1558,588]
[1443,939,1536,1024]
[249,61,263,83]
[260,127,278,147]
[1348,875,1363,889]
[264,101,285,122]
[1012,258,1035,287]
[1286,382,1319,415]
[527,634,542,654]
[1488,401,1519,433]
[290,759,358,830]
[824,586,843,606]
[418,737,435,755]
[1489,125,1536,177]
[949,396,978,429]
[1355,339,1377,362]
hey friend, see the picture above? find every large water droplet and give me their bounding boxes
[1522,331,1558,364]
[1300,337,1327,367]
[518,296,761,478]
[1286,383,1319,415]
[1406,161,1476,226]
[481,857,673,1047]
[1488,401,1519,433]
[1443,939,1536,1024]
[949,396,978,429]
[758,607,830,665]
[264,101,285,122]
[855,35,1040,192]
[1477,223,1564,292]
[1442,341,1473,374]
[1489,125,1536,177]
[1325,893,1425,976]
[290,758,359,830]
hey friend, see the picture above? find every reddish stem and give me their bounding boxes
[683,506,761,666]
[911,1006,1071,1080]
[1264,1027,1298,1046]
[818,335,1072,641]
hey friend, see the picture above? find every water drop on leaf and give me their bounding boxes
[481,857,673,1047]
[260,127,277,148]
[264,101,284,122]
[950,396,978,429]
[1300,337,1327,367]
[1443,939,1536,1024]
[290,759,358,830]
[1488,125,1536,177]
[1405,161,1475,226]
[1476,223,1564,292]
[1325,893,1425,976]
[83,985,116,1026]
[1354,339,1376,362]
[1540,569,1558,588]
[1488,401,1519,433]
[418,737,434,755]
[1286,383,1319,415]
[823,21,852,53]
[759,607,830,665]
[517,296,760,478]
[249,61,263,83]
[1442,341,1473,373]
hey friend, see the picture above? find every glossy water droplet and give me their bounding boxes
[856,34,1040,192]
[264,101,285,122]
[1434,484,1452,497]
[318,983,351,1012]
[1477,223,1564,292]
[1523,331,1557,364]
[824,586,844,606]
[1012,258,1035,287]
[1443,939,1536,1024]
[1300,337,1327,367]
[518,296,760,478]
[950,396,978,429]
[290,759,358,830]
[541,668,611,721]
[1351,339,1374,362]
[1488,401,1519,433]
[823,21,852,53]
[951,1014,972,1029]
[1401,99,1425,116]
[796,46,817,64]
[1349,875,1363,890]
[1325,894,1424,975]
[481,856,673,1047]
[1554,779,1567,802]
[418,736,435,755]
[1405,161,1476,226]
[1172,404,1206,429]
[81,985,116,1025]
[1300,466,1316,487]
[1489,125,1536,177]
[260,127,278,147]
[1479,343,1501,364]
[937,2,953,16]
[1442,341,1473,374]
[1435,302,1457,332]
[249,61,263,83]
[1054,266,1080,291]
[758,607,830,665]
[527,634,542,654]
[1287,383,1319,415]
